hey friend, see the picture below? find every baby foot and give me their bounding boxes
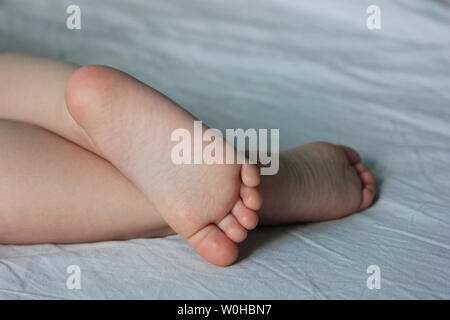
[258,142,376,224]
[65,66,262,266]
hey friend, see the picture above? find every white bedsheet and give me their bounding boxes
[0,0,449,299]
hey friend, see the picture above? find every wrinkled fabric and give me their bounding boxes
[0,0,449,299]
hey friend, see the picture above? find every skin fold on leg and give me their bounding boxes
[0,53,95,153]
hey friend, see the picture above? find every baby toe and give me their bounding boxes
[354,163,369,174]
[231,199,259,230]
[338,145,361,165]
[241,163,260,187]
[218,214,248,243]
[359,184,376,211]
[187,224,239,267]
[360,170,376,185]
[240,185,262,211]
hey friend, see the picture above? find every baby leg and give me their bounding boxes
[0,119,172,243]
[0,53,95,152]
[0,53,261,266]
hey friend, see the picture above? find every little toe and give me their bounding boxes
[231,199,259,230]
[188,224,239,267]
[338,145,361,165]
[241,164,260,187]
[218,214,248,243]
[240,185,263,211]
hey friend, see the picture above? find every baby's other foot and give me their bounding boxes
[258,142,376,224]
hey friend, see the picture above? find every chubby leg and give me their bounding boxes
[0,53,167,242]
[0,53,262,266]
[0,119,376,244]
[0,119,376,245]
[0,53,94,152]
[0,119,172,243]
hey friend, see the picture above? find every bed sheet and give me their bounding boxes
[0,0,449,299]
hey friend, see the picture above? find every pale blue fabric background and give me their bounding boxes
[0,0,449,299]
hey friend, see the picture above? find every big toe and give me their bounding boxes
[339,145,376,211]
[188,224,239,267]
[354,163,376,211]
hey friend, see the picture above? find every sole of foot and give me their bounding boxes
[65,65,263,266]
[257,142,376,224]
